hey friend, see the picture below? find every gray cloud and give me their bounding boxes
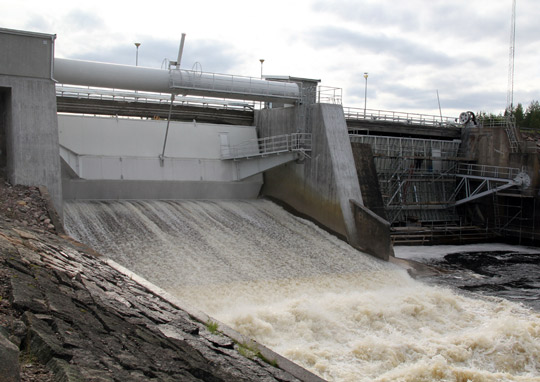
[312,1,418,29]
[64,10,105,31]
[71,36,243,74]
[342,70,510,115]
[311,1,508,43]
[306,26,490,69]
[24,14,54,33]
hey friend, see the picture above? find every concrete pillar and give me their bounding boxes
[351,142,387,220]
[0,28,62,215]
[257,104,394,261]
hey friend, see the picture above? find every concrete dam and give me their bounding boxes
[2,28,540,381]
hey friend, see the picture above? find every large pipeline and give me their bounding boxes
[54,58,300,103]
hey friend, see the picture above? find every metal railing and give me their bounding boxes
[350,134,461,158]
[317,86,342,104]
[457,163,521,180]
[56,84,255,110]
[169,70,300,101]
[344,107,459,128]
[221,133,312,160]
[505,117,520,153]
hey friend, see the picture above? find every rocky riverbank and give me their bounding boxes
[0,179,309,382]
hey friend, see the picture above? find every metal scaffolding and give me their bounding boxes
[350,134,462,225]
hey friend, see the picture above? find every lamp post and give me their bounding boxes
[134,42,141,66]
[363,72,368,118]
[259,59,265,79]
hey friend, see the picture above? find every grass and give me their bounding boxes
[237,343,278,368]
[206,320,219,334]
[204,320,279,368]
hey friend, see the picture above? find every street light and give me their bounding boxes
[134,42,141,66]
[259,59,265,79]
[363,72,368,118]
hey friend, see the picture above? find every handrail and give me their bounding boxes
[222,133,312,160]
[317,86,342,104]
[169,69,300,101]
[56,84,255,111]
[457,163,521,180]
[344,107,459,128]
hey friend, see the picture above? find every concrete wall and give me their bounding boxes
[464,126,540,196]
[0,28,55,79]
[351,201,393,261]
[258,104,361,241]
[0,29,62,214]
[351,142,387,220]
[257,104,393,260]
[59,115,256,158]
[59,115,263,200]
[462,127,511,167]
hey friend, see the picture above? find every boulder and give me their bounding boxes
[0,331,20,382]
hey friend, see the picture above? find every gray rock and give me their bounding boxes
[9,269,49,314]
[1,225,309,382]
[22,312,72,364]
[0,330,20,382]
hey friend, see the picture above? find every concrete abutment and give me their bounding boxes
[257,104,394,260]
[0,29,62,216]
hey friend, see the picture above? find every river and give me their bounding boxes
[64,200,540,382]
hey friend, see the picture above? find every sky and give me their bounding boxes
[1,0,538,117]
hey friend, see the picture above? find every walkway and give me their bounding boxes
[221,133,312,160]
[221,133,312,181]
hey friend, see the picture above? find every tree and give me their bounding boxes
[514,103,525,126]
[524,100,540,131]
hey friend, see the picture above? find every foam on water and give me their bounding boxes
[64,200,540,382]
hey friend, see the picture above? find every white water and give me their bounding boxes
[64,200,540,382]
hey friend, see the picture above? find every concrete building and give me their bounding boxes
[0,28,62,214]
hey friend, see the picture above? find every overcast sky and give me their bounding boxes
[2,0,538,117]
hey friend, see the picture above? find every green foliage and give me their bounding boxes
[524,100,540,130]
[237,343,278,368]
[514,103,525,126]
[480,100,540,131]
[206,320,219,334]
[237,343,256,358]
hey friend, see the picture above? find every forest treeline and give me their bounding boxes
[478,100,540,130]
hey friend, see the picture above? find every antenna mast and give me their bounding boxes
[506,0,516,115]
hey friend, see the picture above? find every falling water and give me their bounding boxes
[64,200,540,382]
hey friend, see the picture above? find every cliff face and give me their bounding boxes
[0,180,302,382]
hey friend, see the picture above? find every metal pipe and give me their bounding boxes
[176,34,186,69]
[54,57,300,103]
[160,94,175,166]
[50,34,57,82]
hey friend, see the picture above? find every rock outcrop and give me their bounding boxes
[0,175,312,382]
[0,223,303,382]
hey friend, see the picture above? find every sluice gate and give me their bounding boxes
[350,133,537,245]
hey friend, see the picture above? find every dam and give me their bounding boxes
[2,27,540,381]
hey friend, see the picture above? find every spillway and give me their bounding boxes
[64,200,540,382]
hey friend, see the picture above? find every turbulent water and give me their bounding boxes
[64,200,540,382]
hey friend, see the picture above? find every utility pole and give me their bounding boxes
[363,72,368,118]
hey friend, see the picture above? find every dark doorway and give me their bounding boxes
[0,87,12,178]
